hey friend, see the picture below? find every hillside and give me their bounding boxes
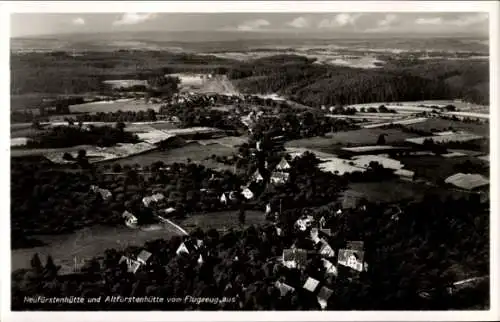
[230,55,489,106]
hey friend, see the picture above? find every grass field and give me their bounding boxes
[406,118,489,137]
[69,99,163,113]
[178,210,266,232]
[286,128,420,154]
[100,142,236,169]
[340,179,472,206]
[395,155,488,183]
[11,223,183,272]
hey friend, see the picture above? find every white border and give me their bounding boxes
[1,1,499,322]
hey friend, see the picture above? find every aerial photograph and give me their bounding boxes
[8,9,491,312]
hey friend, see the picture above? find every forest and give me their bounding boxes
[23,124,139,149]
[229,55,489,106]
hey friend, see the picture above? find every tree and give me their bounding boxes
[30,253,43,273]
[238,207,246,226]
[376,134,387,145]
[62,152,74,161]
[378,105,389,113]
[115,121,126,132]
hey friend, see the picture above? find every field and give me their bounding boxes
[69,99,163,113]
[395,155,488,183]
[99,142,236,169]
[339,179,472,206]
[178,210,266,232]
[11,223,184,273]
[285,128,420,153]
[406,118,489,137]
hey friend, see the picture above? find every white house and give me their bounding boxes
[275,158,291,171]
[303,277,320,292]
[142,193,165,207]
[220,193,228,205]
[242,188,254,200]
[122,211,138,229]
[251,170,264,183]
[270,171,289,185]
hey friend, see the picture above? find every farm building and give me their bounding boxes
[137,250,152,265]
[317,239,335,258]
[251,170,264,183]
[122,211,138,229]
[444,173,489,191]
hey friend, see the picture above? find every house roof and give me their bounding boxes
[137,250,152,264]
[338,249,365,267]
[276,158,291,170]
[303,277,320,292]
[317,286,333,309]
[445,173,489,190]
[275,281,295,297]
[119,256,141,273]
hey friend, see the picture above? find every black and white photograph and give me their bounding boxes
[1,1,498,321]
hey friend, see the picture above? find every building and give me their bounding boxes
[318,239,335,258]
[275,157,291,171]
[444,173,489,191]
[338,249,365,272]
[346,241,364,251]
[275,281,295,297]
[317,286,334,310]
[270,171,289,185]
[220,193,228,205]
[142,193,165,207]
[303,277,320,292]
[137,250,152,265]
[122,211,138,229]
[242,187,254,200]
[176,238,203,255]
[321,259,338,277]
[118,256,142,274]
[251,169,264,183]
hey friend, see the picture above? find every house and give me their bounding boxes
[90,185,112,200]
[176,238,203,255]
[275,281,295,297]
[137,250,152,265]
[319,216,326,228]
[317,286,333,310]
[303,277,320,292]
[275,157,291,171]
[220,193,228,205]
[295,215,315,231]
[321,259,338,277]
[251,169,264,183]
[270,171,289,185]
[265,203,272,215]
[320,229,331,237]
[310,228,321,244]
[242,188,254,200]
[142,193,165,207]
[338,249,365,272]
[282,248,308,269]
[118,256,141,274]
[318,239,335,258]
[122,211,138,229]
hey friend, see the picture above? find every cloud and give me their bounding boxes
[448,13,488,26]
[415,14,487,27]
[415,17,443,25]
[364,14,399,32]
[237,19,270,31]
[317,13,363,29]
[72,17,85,26]
[113,13,157,26]
[287,16,309,29]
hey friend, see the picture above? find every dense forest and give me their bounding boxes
[229,55,489,106]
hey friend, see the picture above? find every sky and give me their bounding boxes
[10,12,489,38]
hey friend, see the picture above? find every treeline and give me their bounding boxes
[229,55,489,106]
[24,125,139,149]
[12,192,489,310]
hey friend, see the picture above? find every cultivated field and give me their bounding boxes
[285,128,420,153]
[100,142,236,169]
[69,99,163,113]
[406,118,489,136]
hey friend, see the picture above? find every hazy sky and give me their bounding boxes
[11,12,489,37]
